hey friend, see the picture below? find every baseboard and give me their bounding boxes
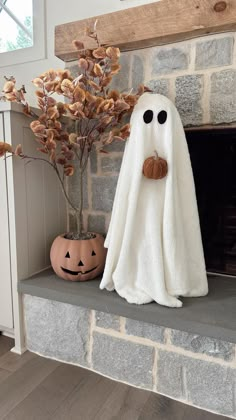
[10,345,27,355]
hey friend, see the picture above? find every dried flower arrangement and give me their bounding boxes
[0,23,148,240]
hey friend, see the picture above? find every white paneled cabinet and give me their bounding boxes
[0,102,66,353]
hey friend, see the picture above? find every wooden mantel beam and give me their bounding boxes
[55,0,236,62]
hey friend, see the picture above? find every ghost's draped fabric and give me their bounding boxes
[100,93,208,308]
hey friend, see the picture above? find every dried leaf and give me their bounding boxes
[89,80,101,91]
[102,131,113,145]
[47,97,57,107]
[99,149,109,154]
[61,79,74,93]
[100,115,113,125]
[50,150,56,162]
[143,85,153,93]
[45,81,55,92]
[32,77,44,88]
[86,59,94,72]
[32,123,46,134]
[30,120,40,130]
[3,81,15,93]
[101,76,112,87]
[48,69,57,80]
[0,142,12,156]
[4,92,16,101]
[122,94,137,107]
[35,90,44,98]
[85,91,96,103]
[22,104,32,116]
[106,47,120,60]
[137,84,145,96]
[15,144,23,155]
[110,64,121,75]
[72,40,85,50]
[46,137,57,150]
[119,123,130,139]
[47,106,59,120]
[93,63,103,77]
[92,47,106,59]
[107,90,120,101]
[69,133,77,144]
[114,99,130,112]
[57,102,67,115]
[78,58,89,70]
[56,155,67,165]
[64,163,74,176]
[74,86,86,102]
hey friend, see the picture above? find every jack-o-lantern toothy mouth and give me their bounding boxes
[60,266,98,276]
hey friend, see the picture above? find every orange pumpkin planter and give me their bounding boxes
[50,233,107,281]
[143,150,168,180]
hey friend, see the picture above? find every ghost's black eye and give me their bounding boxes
[157,110,167,124]
[65,252,70,258]
[143,110,153,124]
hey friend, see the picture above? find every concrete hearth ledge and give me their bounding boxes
[18,269,236,344]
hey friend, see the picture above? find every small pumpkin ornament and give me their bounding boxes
[50,233,107,281]
[143,150,168,180]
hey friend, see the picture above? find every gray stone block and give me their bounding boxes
[146,79,169,97]
[103,141,125,153]
[125,319,165,343]
[111,52,132,92]
[186,358,235,416]
[170,330,234,361]
[101,156,122,173]
[157,350,236,416]
[92,332,154,388]
[157,350,184,399]
[66,63,78,78]
[132,55,144,90]
[210,70,236,124]
[69,212,77,232]
[195,37,234,70]
[152,47,189,75]
[87,214,106,235]
[68,161,88,209]
[175,74,203,126]
[24,295,90,366]
[95,311,120,331]
[92,176,118,212]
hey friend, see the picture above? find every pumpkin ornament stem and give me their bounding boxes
[143,150,168,180]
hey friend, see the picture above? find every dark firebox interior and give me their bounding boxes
[186,128,236,276]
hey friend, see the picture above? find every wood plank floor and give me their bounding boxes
[0,335,229,420]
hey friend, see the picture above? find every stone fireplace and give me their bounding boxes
[68,33,236,242]
[19,25,236,419]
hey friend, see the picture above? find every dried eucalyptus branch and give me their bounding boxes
[0,26,150,236]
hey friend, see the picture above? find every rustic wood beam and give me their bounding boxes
[55,0,236,62]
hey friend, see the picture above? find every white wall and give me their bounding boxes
[0,0,160,104]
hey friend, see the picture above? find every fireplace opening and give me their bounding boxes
[186,127,236,276]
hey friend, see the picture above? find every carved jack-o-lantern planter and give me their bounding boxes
[143,150,168,180]
[50,233,107,281]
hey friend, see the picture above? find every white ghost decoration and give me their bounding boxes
[100,93,208,308]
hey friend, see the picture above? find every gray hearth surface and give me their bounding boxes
[18,269,236,344]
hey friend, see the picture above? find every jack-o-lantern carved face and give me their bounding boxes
[50,233,107,281]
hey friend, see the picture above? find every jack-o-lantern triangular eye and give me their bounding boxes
[92,250,96,256]
[65,251,70,258]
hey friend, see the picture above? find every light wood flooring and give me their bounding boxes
[0,335,229,420]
